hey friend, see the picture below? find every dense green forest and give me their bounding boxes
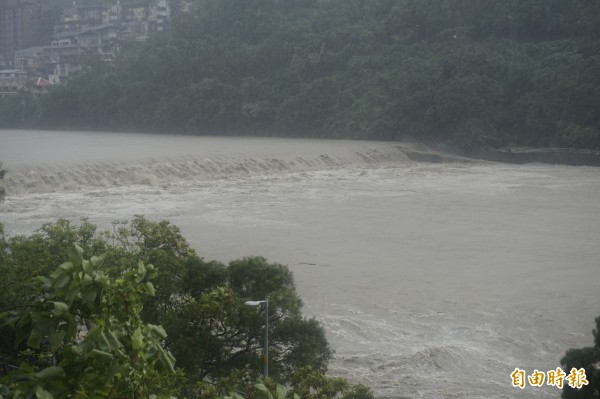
[2,0,600,151]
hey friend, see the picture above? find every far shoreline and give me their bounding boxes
[467,147,600,166]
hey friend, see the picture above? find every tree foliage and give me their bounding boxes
[561,316,600,399]
[0,162,5,201]
[0,244,177,398]
[0,218,357,398]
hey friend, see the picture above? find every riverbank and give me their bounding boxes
[470,147,600,166]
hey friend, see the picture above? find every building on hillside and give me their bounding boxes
[0,75,26,96]
[0,69,27,78]
[55,0,170,40]
[121,2,149,41]
[0,68,52,97]
[148,0,169,33]
[6,0,170,83]
[14,24,121,83]
[0,0,48,64]
[13,45,45,70]
[55,3,121,35]
[0,54,12,68]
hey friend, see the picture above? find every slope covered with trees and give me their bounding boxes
[2,0,600,151]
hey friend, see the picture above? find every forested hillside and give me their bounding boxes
[3,0,600,150]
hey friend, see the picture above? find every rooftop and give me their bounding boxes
[55,23,117,38]
[0,69,27,74]
[14,46,46,54]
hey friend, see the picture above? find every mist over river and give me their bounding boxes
[2,130,600,398]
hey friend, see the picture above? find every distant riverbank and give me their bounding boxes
[470,147,600,166]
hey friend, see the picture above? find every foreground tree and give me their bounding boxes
[101,217,332,385]
[0,218,370,398]
[158,255,331,387]
[0,244,178,398]
[561,316,600,398]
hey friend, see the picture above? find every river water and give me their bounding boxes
[1,130,599,399]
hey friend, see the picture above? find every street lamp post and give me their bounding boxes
[244,297,269,378]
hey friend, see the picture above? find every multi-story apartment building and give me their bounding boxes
[6,0,170,86]
[14,23,121,83]
[0,0,48,63]
[55,3,121,35]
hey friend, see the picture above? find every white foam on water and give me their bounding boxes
[0,130,424,195]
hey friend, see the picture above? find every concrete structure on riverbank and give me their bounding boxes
[474,147,600,166]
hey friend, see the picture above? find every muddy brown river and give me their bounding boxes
[1,130,599,398]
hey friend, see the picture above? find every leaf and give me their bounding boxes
[20,362,35,373]
[68,244,84,266]
[53,273,70,289]
[82,259,93,274]
[135,260,146,283]
[38,276,52,290]
[59,262,73,271]
[64,285,80,303]
[144,281,155,296]
[90,253,106,267]
[49,330,66,352]
[35,386,54,399]
[82,287,98,308]
[276,384,287,399]
[105,329,123,349]
[66,344,83,356]
[89,348,114,361]
[131,327,143,350]
[81,273,93,287]
[27,326,43,349]
[255,383,273,399]
[85,325,101,342]
[50,262,72,280]
[51,301,69,317]
[35,366,65,380]
[14,314,33,345]
[1,310,23,327]
[147,324,167,339]
[98,331,112,351]
[157,346,175,373]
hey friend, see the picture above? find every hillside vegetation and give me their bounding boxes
[2,0,600,151]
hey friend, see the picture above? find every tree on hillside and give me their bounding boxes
[561,316,600,398]
[4,0,600,150]
[0,162,5,201]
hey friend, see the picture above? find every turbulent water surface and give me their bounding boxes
[2,130,600,399]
